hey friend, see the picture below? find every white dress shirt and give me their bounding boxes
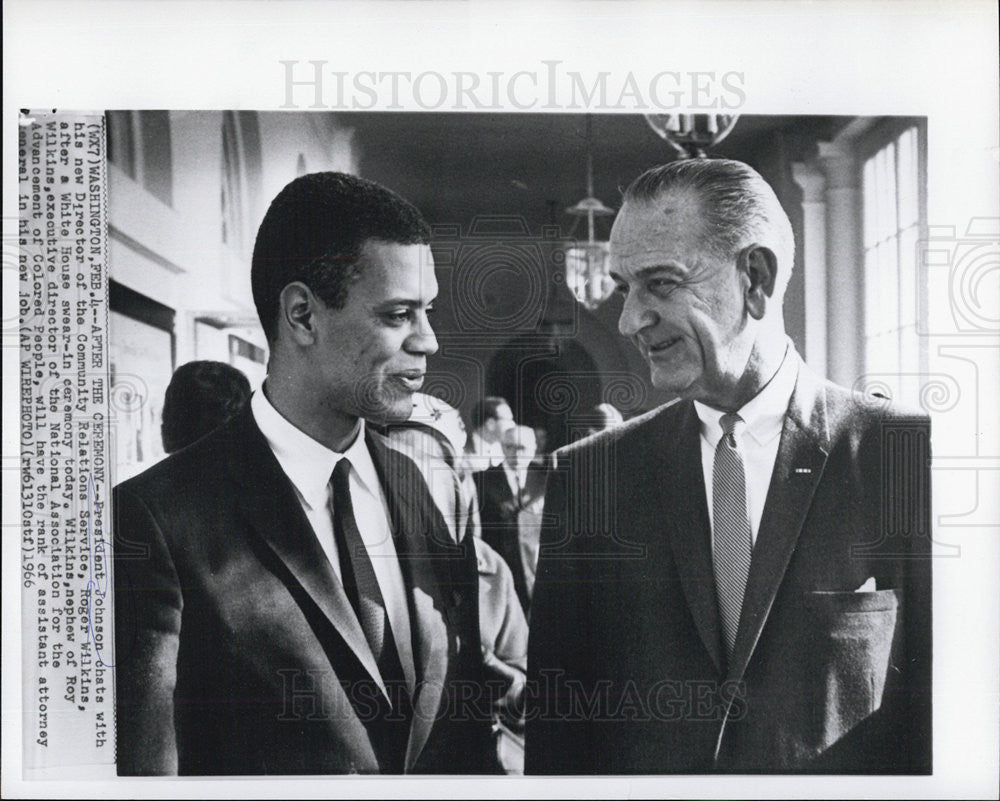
[694,345,799,547]
[502,462,530,500]
[466,432,505,472]
[251,389,415,694]
[502,461,544,602]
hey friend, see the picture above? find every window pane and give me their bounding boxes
[221,111,245,251]
[897,127,919,229]
[864,245,881,336]
[863,157,878,249]
[106,111,136,178]
[877,143,898,246]
[881,234,900,337]
[139,110,173,206]
[862,124,924,397]
[898,224,919,329]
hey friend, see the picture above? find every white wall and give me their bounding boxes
[108,111,360,474]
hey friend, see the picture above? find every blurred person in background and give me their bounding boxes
[381,393,528,773]
[160,360,251,454]
[465,396,515,472]
[379,392,478,542]
[477,424,549,614]
[584,402,624,438]
[474,537,529,774]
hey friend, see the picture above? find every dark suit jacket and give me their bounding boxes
[476,463,548,612]
[113,406,496,775]
[526,360,931,774]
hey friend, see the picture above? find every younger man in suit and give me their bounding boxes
[114,172,495,774]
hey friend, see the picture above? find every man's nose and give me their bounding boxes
[407,312,439,356]
[618,291,657,338]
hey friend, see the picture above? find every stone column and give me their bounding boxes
[792,161,828,378]
[818,141,863,387]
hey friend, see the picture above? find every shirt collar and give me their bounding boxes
[694,341,799,448]
[251,386,380,510]
[503,461,529,484]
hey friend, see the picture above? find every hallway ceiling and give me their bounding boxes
[340,112,847,237]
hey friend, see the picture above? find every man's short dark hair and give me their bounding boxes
[471,396,510,430]
[251,172,432,342]
[623,158,795,297]
[161,360,252,453]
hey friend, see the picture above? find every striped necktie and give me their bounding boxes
[712,412,754,658]
[330,458,407,697]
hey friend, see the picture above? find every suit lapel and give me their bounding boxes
[726,363,831,683]
[525,462,547,498]
[487,464,514,506]
[366,432,455,772]
[356,433,418,700]
[224,408,389,698]
[658,402,725,675]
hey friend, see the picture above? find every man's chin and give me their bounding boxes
[649,365,696,396]
[363,394,415,425]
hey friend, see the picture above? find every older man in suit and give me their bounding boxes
[113,172,496,775]
[477,424,549,614]
[526,159,931,774]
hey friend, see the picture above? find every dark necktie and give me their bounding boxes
[330,458,408,699]
[712,412,754,658]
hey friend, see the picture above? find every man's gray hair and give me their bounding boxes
[623,159,795,298]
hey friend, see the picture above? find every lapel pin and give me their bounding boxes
[794,467,812,474]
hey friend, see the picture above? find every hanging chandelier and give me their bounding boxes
[564,116,616,311]
[562,114,740,310]
[643,113,740,159]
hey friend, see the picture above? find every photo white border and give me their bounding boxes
[4,1,999,798]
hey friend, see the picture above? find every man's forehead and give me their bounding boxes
[360,239,435,269]
[356,240,437,292]
[613,192,702,234]
[610,193,705,261]
[503,424,535,443]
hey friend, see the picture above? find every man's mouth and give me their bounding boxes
[391,371,425,391]
[644,336,682,359]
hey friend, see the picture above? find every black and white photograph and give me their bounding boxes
[106,110,935,778]
[4,1,999,798]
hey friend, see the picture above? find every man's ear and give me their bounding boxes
[278,282,321,345]
[738,245,778,321]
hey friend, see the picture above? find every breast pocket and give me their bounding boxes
[803,589,900,748]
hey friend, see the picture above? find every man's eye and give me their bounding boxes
[384,310,413,324]
[649,279,676,294]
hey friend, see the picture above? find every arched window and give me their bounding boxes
[106,110,174,206]
[220,111,263,255]
[861,123,926,396]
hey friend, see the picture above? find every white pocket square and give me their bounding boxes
[855,576,877,592]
